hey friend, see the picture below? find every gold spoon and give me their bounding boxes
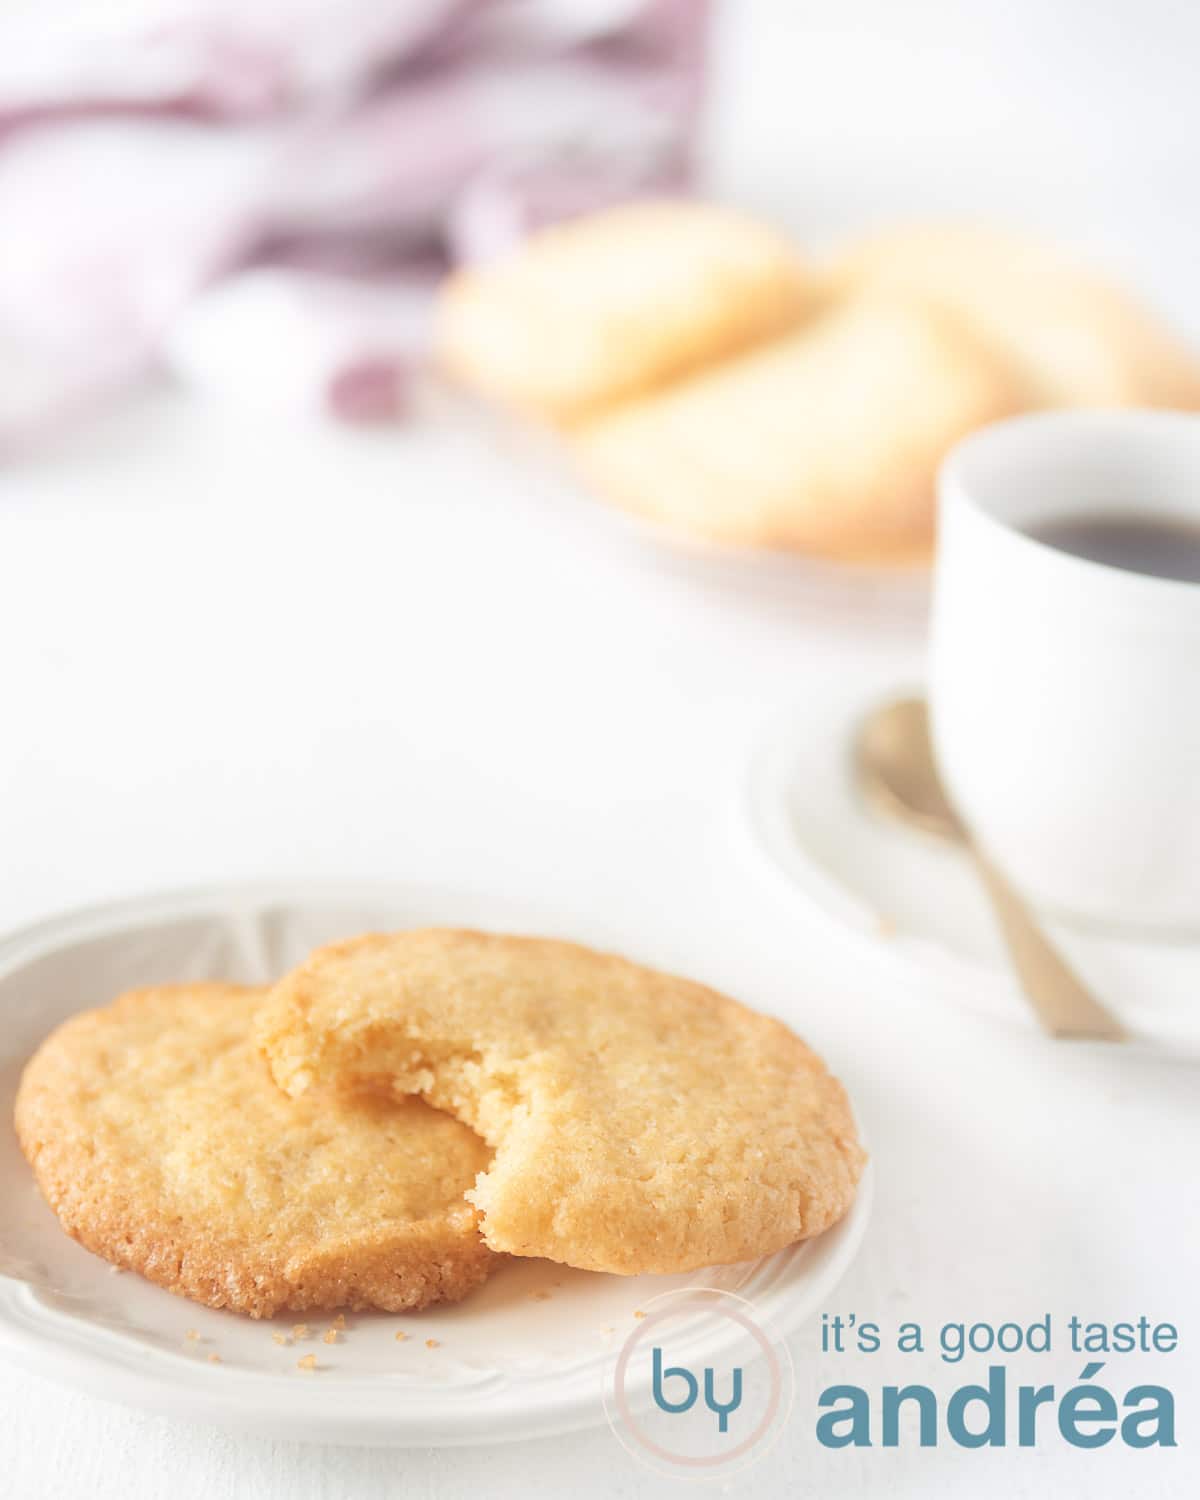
[855,697,1126,1042]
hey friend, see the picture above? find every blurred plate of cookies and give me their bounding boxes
[428,199,1200,594]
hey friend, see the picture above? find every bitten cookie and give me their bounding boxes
[434,199,816,424]
[255,930,866,1276]
[831,224,1200,410]
[15,983,497,1317]
[569,293,1021,557]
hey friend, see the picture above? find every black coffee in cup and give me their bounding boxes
[1025,513,1200,583]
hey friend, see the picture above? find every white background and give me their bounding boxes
[2,2,1199,1496]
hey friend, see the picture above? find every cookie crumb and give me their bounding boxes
[331,1313,346,1330]
[425,1338,439,1350]
[272,1331,289,1346]
[323,1329,338,1345]
[530,1289,552,1301]
[292,1324,309,1339]
[634,1310,646,1319]
[297,1354,317,1372]
[185,1329,199,1341]
[394,1331,408,1342]
[208,1353,221,1364]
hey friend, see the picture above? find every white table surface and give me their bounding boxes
[3,4,1200,1495]
[2,388,1197,1500]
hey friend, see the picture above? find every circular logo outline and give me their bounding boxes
[603,1288,795,1474]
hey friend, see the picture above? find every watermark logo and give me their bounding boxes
[603,1288,794,1477]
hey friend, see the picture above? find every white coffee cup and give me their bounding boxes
[930,409,1200,935]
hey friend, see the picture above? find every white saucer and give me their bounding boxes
[740,679,1200,1059]
[0,882,872,1447]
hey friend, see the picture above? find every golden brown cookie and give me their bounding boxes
[255,930,866,1276]
[569,293,1021,557]
[831,224,1200,410]
[434,199,816,424]
[15,983,497,1317]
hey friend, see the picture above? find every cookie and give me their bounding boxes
[15,983,497,1317]
[434,199,816,424]
[255,930,865,1276]
[831,224,1200,410]
[569,293,1021,557]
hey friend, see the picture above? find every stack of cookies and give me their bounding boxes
[15,930,865,1318]
[434,203,1200,560]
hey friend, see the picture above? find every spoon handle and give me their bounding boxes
[970,847,1127,1042]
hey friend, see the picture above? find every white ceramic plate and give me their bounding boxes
[0,882,872,1446]
[739,680,1200,1059]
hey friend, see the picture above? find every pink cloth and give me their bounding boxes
[0,0,708,448]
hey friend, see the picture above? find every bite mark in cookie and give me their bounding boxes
[255,930,866,1275]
